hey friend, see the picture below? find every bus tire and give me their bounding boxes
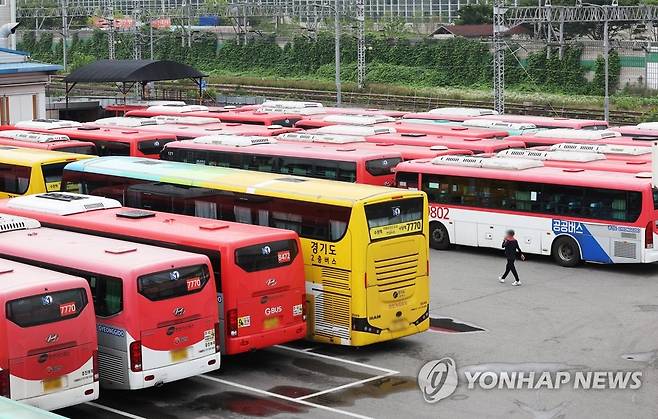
[552,236,581,267]
[429,222,451,250]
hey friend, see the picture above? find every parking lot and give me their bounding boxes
[58,247,658,419]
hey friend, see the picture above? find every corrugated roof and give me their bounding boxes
[432,24,529,38]
[0,61,62,74]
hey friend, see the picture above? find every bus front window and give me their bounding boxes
[60,145,97,155]
[41,162,68,192]
[364,197,424,240]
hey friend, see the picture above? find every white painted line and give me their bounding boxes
[301,346,319,352]
[197,375,373,419]
[85,402,147,419]
[296,371,398,400]
[274,344,399,375]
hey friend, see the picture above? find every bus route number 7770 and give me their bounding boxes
[429,206,450,220]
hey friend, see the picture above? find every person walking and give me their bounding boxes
[499,229,525,286]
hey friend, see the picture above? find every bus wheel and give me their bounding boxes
[430,222,451,250]
[552,237,581,267]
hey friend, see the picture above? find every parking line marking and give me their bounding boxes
[296,371,398,400]
[197,375,373,419]
[274,344,399,375]
[85,402,147,419]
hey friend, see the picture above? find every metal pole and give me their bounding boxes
[603,12,609,122]
[61,0,67,71]
[150,23,154,59]
[335,1,341,106]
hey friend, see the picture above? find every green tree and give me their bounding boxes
[456,4,493,25]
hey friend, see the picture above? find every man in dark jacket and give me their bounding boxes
[499,229,525,286]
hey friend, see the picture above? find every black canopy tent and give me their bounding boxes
[63,59,207,107]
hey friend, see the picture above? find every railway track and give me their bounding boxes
[49,78,649,125]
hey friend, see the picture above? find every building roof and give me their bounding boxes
[63,59,206,83]
[432,24,529,38]
[0,61,62,74]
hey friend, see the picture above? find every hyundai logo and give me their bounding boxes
[46,333,59,344]
[266,278,277,287]
[262,246,271,255]
[173,307,185,317]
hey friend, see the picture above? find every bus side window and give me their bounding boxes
[89,275,123,317]
[0,163,31,195]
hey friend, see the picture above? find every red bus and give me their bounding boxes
[294,114,398,130]
[126,105,307,127]
[0,216,221,390]
[0,193,307,355]
[402,107,498,122]
[160,135,404,186]
[610,122,658,140]
[104,101,188,116]
[496,148,652,173]
[473,114,608,130]
[0,130,97,155]
[0,231,98,410]
[91,116,300,138]
[507,128,655,148]
[277,132,472,160]
[12,120,177,159]
[235,100,406,117]
[353,131,526,154]
[394,155,658,265]
[531,143,652,163]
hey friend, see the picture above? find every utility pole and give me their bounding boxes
[334,0,341,106]
[493,0,506,114]
[60,0,68,71]
[107,0,115,60]
[356,0,366,89]
[603,8,610,122]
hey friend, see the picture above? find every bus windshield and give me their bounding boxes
[59,145,97,155]
[41,162,68,192]
[365,158,402,176]
[235,239,298,272]
[364,197,424,240]
[138,264,210,301]
[6,288,88,327]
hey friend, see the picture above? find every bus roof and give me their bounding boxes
[166,138,403,160]
[0,146,93,165]
[473,114,608,129]
[1,193,298,249]
[388,121,511,138]
[8,125,176,142]
[395,158,650,191]
[0,219,208,278]
[364,133,526,152]
[0,256,87,297]
[64,157,424,205]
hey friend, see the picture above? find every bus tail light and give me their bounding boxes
[227,309,238,337]
[0,369,9,397]
[92,350,99,381]
[129,341,142,372]
[646,222,654,248]
[214,322,221,353]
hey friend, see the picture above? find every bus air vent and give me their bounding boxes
[562,168,584,172]
[8,193,121,215]
[257,106,325,115]
[497,149,605,162]
[400,133,427,137]
[0,268,13,275]
[267,124,284,129]
[533,129,621,140]
[15,119,83,130]
[192,135,275,147]
[0,214,41,232]
[77,126,100,131]
[636,122,658,130]
[147,105,208,113]
[636,172,652,179]
[482,158,543,170]
[0,130,70,143]
[105,247,137,255]
[163,116,218,125]
[316,125,396,136]
[323,115,395,126]
[199,223,229,231]
[429,145,449,151]
[94,117,157,127]
[116,210,156,219]
[431,155,486,167]
[261,100,323,109]
[427,107,498,117]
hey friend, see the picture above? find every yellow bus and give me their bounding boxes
[61,156,430,346]
[0,146,94,198]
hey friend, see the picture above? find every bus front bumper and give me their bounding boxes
[20,382,99,411]
[226,321,307,354]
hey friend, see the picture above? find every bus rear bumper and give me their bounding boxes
[20,382,99,411]
[226,321,307,354]
[130,353,220,390]
[643,248,658,263]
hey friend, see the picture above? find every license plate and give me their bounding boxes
[263,317,280,330]
[391,321,407,332]
[43,377,62,392]
[170,348,188,362]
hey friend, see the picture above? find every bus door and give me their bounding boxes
[232,240,303,341]
[137,265,217,371]
[363,198,427,334]
[6,289,96,402]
